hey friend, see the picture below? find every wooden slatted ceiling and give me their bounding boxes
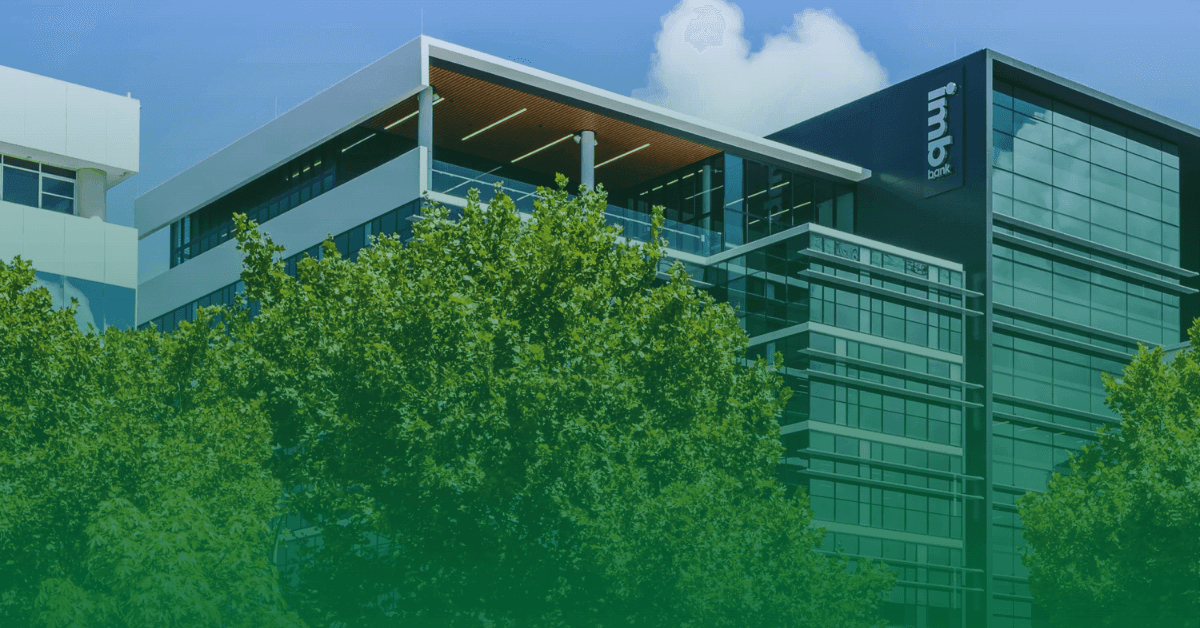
[364,67,720,192]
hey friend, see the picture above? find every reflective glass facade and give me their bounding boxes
[988,81,1193,628]
[766,52,1197,628]
[710,227,979,628]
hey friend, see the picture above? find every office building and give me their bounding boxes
[134,38,1199,627]
[769,50,1199,627]
[0,64,139,331]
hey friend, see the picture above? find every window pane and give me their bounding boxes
[1014,113,1053,148]
[1090,165,1126,208]
[1127,178,1161,220]
[1014,175,1052,209]
[1052,101,1089,135]
[1013,87,1052,122]
[1013,138,1052,184]
[1127,153,1161,186]
[993,104,1014,134]
[42,177,74,197]
[41,194,73,214]
[3,166,39,207]
[1052,151,1089,196]
[1090,139,1126,173]
[1090,116,1126,149]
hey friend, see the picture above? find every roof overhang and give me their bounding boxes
[135,35,870,239]
[422,37,871,184]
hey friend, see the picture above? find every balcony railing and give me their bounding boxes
[431,160,723,257]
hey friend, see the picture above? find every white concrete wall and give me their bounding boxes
[135,37,425,239]
[0,65,139,186]
[0,200,137,289]
[137,148,424,324]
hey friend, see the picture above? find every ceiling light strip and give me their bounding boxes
[462,107,528,141]
[384,96,444,130]
[511,134,574,163]
[595,143,650,168]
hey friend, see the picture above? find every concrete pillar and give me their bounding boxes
[578,130,595,191]
[418,86,434,189]
[700,162,713,231]
[77,168,106,221]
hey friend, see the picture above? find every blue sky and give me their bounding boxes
[2,0,1197,244]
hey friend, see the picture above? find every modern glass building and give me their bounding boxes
[134,39,1198,627]
[0,64,140,332]
[769,50,1200,627]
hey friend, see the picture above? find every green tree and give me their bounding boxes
[1018,326,1200,628]
[0,258,304,628]
[228,178,894,627]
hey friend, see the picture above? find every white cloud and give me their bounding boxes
[634,1,888,135]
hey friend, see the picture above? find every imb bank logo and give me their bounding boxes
[922,68,963,198]
[927,82,958,180]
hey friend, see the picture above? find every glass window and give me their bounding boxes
[1127,153,1161,186]
[41,194,73,214]
[1162,166,1179,193]
[3,166,39,207]
[1052,126,1089,160]
[41,177,74,197]
[1052,187,1089,221]
[1013,138,1052,184]
[993,104,1014,134]
[1089,165,1126,208]
[1090,116,1126,149]
[1052,101,1090,135]
[993,83,1014,109]
[1013,87,1052,122]
[1161,143,1180,169]
[1125,128,1161,162]
[1052,151,1090,196]
[1127,178,1162,220]
[993,131,1014,171]
[1013,175,1052,209]
[1014,113,1053,148]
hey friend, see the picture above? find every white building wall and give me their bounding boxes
[0,200,137,290]
[0,64,140,186]
[134,37,424,238]
[137,148,424,324]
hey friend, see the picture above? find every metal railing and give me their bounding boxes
[431,160,724,256]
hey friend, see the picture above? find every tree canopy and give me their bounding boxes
[227,178,894,627]
[1018,325,1200,628]
[1,177,894,627]
[0,257,303,628]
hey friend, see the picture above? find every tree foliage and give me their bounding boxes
[228,178,894,627]
[0,258,303,628]
[1018,324,1200,628]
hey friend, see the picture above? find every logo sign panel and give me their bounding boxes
[923,66,964,198]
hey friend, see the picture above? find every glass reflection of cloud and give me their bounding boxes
[64,277,100,332]
[33,272,65,310]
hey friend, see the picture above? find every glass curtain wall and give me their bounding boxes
[708,228,979,628]
[989,80,1189,628]
[615,154,856,250]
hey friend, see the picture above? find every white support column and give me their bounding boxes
[700,162,713,231]
[418,86,434,189]
[578,130,595,191]
[77,168,107,221]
